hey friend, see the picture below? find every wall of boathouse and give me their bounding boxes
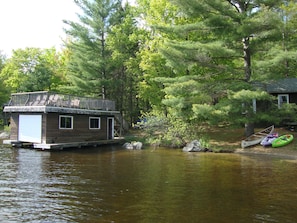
[45,113,109,143]
[9,113,18,142]
[9,112,111,144]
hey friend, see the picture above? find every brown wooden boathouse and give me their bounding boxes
[3,91,124,149]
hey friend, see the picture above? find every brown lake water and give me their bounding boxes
[1,145,297,223]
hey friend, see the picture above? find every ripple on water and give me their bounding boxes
[1,146,297,222]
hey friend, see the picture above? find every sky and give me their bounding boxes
[0,0,80,56]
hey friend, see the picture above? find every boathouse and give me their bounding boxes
[3,91,123,149]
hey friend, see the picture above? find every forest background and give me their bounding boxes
[1,0,297,148]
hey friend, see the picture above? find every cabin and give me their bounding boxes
[264,78,297,108]
[3,91,124,149]
[253,78,297,109]
[254,78,297,129]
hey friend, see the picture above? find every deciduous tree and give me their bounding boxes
[0,48,63,92]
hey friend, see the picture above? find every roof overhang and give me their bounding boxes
[3,106,120,116]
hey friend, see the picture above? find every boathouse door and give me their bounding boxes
[107,117,114,140]
[18,114,42,143]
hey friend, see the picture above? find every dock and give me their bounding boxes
[3,138,125,150]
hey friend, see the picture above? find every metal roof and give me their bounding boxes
[265,78,297,93]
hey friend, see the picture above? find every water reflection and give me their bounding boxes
[0,146,297,222]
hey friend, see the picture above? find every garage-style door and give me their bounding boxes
[18,115,42,143]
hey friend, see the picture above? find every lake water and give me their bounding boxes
[1,145,297,223]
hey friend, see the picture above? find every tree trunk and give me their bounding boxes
[242,37,251,82]
[242,37,255,135]
[244,123,254,137]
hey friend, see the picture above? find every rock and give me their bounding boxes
[132,141,143,150]
[123,142,133,149]
[123,141,143,150]
[0,132,9,139]
[182,140,211,152]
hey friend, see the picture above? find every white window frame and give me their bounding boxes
[59,115,73,129]
[278,94,289,108]
[89,117,101,129]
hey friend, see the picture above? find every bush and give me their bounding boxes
[137,113,209,148]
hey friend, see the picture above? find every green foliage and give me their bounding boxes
[276,103,297,123]
[63,0,144,125]
[0,52,9,104]
[157,76,212,120]
[1,0,297,145]
[226,90,277,125]
[253,1,297,79]
[138,111,209,147]
[106,4,145,123]
[158,0,284,82]
[134,0,297,141]
[64,0,123,97]
[0,48,63,93]
[0,51,6,70]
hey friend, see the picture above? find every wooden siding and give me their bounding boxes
[4,92,122,144]
[45,113,109,143]
[289,93,297,104]
[8,113,111,143]
[9,114,18,141]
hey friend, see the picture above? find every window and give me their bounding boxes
[278,94,289,108]
[89,117,100,129]
[59,115,73,129]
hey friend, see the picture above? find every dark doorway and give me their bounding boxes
[107,117,114,139]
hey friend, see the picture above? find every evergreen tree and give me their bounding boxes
[145,0,294,136]
[162,0,284,82]
[136,0,181,114]
[254,0,297,79]
[64,0,123,98]
[106,3,144,123]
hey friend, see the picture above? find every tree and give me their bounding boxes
[0,51,10,119]
[136,0,181,114]
[144,0,292,136]
[0,51,6,71]
[63,0,123,98]
[64,0,146,125]
[160,0,285,80]
[0,48,64,92]
[106,3,145,123]
[254,0,297,79]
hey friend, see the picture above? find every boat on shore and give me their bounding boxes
[241,125,274,148]
[272,134,294,148]
[260,133,278,147]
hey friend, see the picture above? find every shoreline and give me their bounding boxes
[2,129,297,160]
[235,146,297,159]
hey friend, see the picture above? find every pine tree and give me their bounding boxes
[141,0,293,136]
[64,0,123,98]
[163,0,284,82]
[254,0,297,79]
[106,3,144,123]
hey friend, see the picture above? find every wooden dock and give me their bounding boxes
[3,138,125,150]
